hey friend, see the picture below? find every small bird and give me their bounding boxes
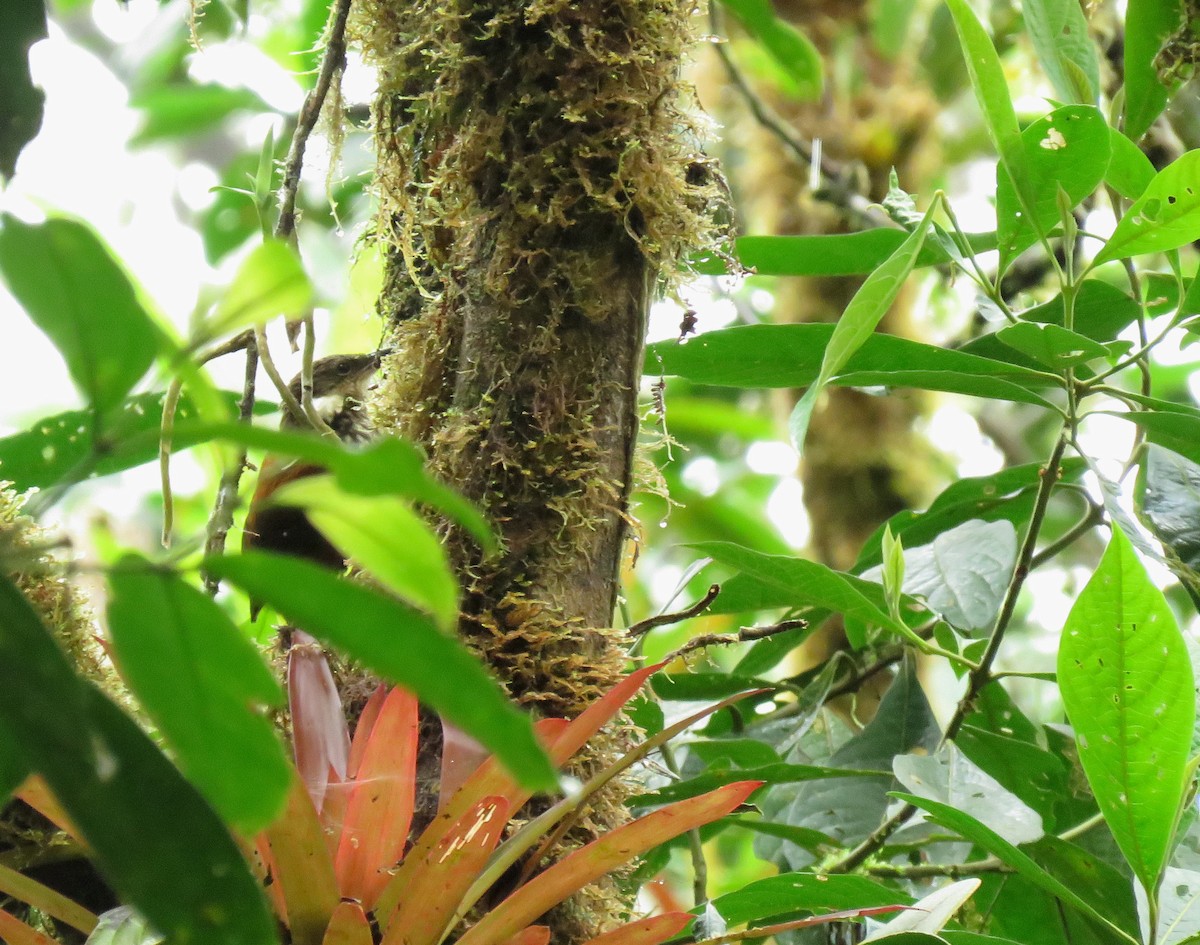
[242,350,388,591]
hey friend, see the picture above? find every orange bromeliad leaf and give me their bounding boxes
[583,913,693,945]
[262,777,339,945]
[334,686,419,909]
[321,900,373,945]
[15,777,77,839]
[378,796,511,945]
[455,781,763,945]
[500,927,550,945]
[347,684,387,779]
[0,908,59,945]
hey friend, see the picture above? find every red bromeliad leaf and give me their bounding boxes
[543,662,665,769]
[500,927,551,945]
[262,777,339,945]
[440,719,490,810]
[321,901,373,945]
[376,717,567,928]
[15,777,77,839]
[455,781,763,945]
[0,909,59,945]
[253,834,288,923]
[378,796,511,945]
[289,632,351,813]
[583,913,693,945]
[334,687,419,909]
[347,685,387,779]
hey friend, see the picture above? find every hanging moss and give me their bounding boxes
[352,0,725,938]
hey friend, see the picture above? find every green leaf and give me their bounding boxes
[634,762,883,806]
[720,0,823,100]
[1022,0,1099,104]
[0,216,162,417]
[272,476,459,628]
[648,324,1059,407]
[0,0,46,181]
[995,106,1111,270]
[893,744,1043,844]
[0,573,277,945]
[945,0,1034,234]
[706,873,912,929]
[897,793,1138,944]
[1021,279,1142,343]
[1121,402,1200,469]
[0,391,264,492]
[1124,0,1184,140]
[694,230,996,277]
[1058,525,1195,893]
[995,321,1113,369]
[1096,151,1200,265]
[206,552,555,791]
[106,558,290,833]
[203,240,313,340]
[790,197,939,449]
[130,83,272,145]
[1106,128,1157,199]
[0,716,29,803]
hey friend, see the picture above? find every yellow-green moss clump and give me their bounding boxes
[351,1,725,938]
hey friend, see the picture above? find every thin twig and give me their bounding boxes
[254,325,308,427]
[275,0,354,242]
[159,378,184,546]
[866,857,1009,879]
[1028,500,1104,569]
[628,584,721,637]
[662,618,807,664]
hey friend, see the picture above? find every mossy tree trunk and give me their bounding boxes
[353,0,719,938]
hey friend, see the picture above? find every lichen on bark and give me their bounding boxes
[351,0,725,937]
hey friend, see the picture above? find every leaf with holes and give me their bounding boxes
[1096,151,1200,265]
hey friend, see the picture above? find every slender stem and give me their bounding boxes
[1028,500,1104,569]
[628,584,721,636]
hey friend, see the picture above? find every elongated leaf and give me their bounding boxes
[720,0,822,99]
[273,476,458,628]
[944,0,1032,226]
[790,198,938,449]
[898,793,1137,943]
[454,782,762,945]
[0,215,161,417]
[262,778,339,945]
[582,914,692,945]
[1107,129,1157,199]
[647,325,1058,406]
[1022,0,1098,104]
[1058,526,1194,892]
[995,322,1112,370]
[501,930,550,945]
[379,797,510,945]
[0,574,277,945]
[320,901,372,945]
[862,880,980,940]
[1124,0,1184,139]
[705,873,912,931]
[334,688,418,909]
[996,106,1110,270]
[0,861,97,934]
[1096,151,1200,265]
[106,558,289,832]
[0,0,46,181]
[205,239,313,339]
[207,552,554,790]
[288,634,351,814]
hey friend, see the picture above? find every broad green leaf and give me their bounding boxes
[0,574,277,945]
[720,0,823,100]
[1095,151,1200,265]
[647,325,1059,406]
[1022,0,1099,104]
[0,392,266,495]
[693,230,996,277]
[1107,129,1157,199]
[1058,525,1194,893]
[995,106,1111,270]
[995,321,1112,369]
[956,726,1072,832]
[707,873,912,929]
[887,519,1017,635]
[0,215,161,417]
[945,0,1034,233]
[203,239,313,340]
[106,558,290,833]
[1124,0,1184,140]
[206,552,556,790]
[893,745,1043,844]
[1021,279,1142,343]
[272,476,457,627]
[130,83,272,145]
[0,0,46,181]
[790,197,939,449]
[897,794,1139,944]
[1121,402,1200,470]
